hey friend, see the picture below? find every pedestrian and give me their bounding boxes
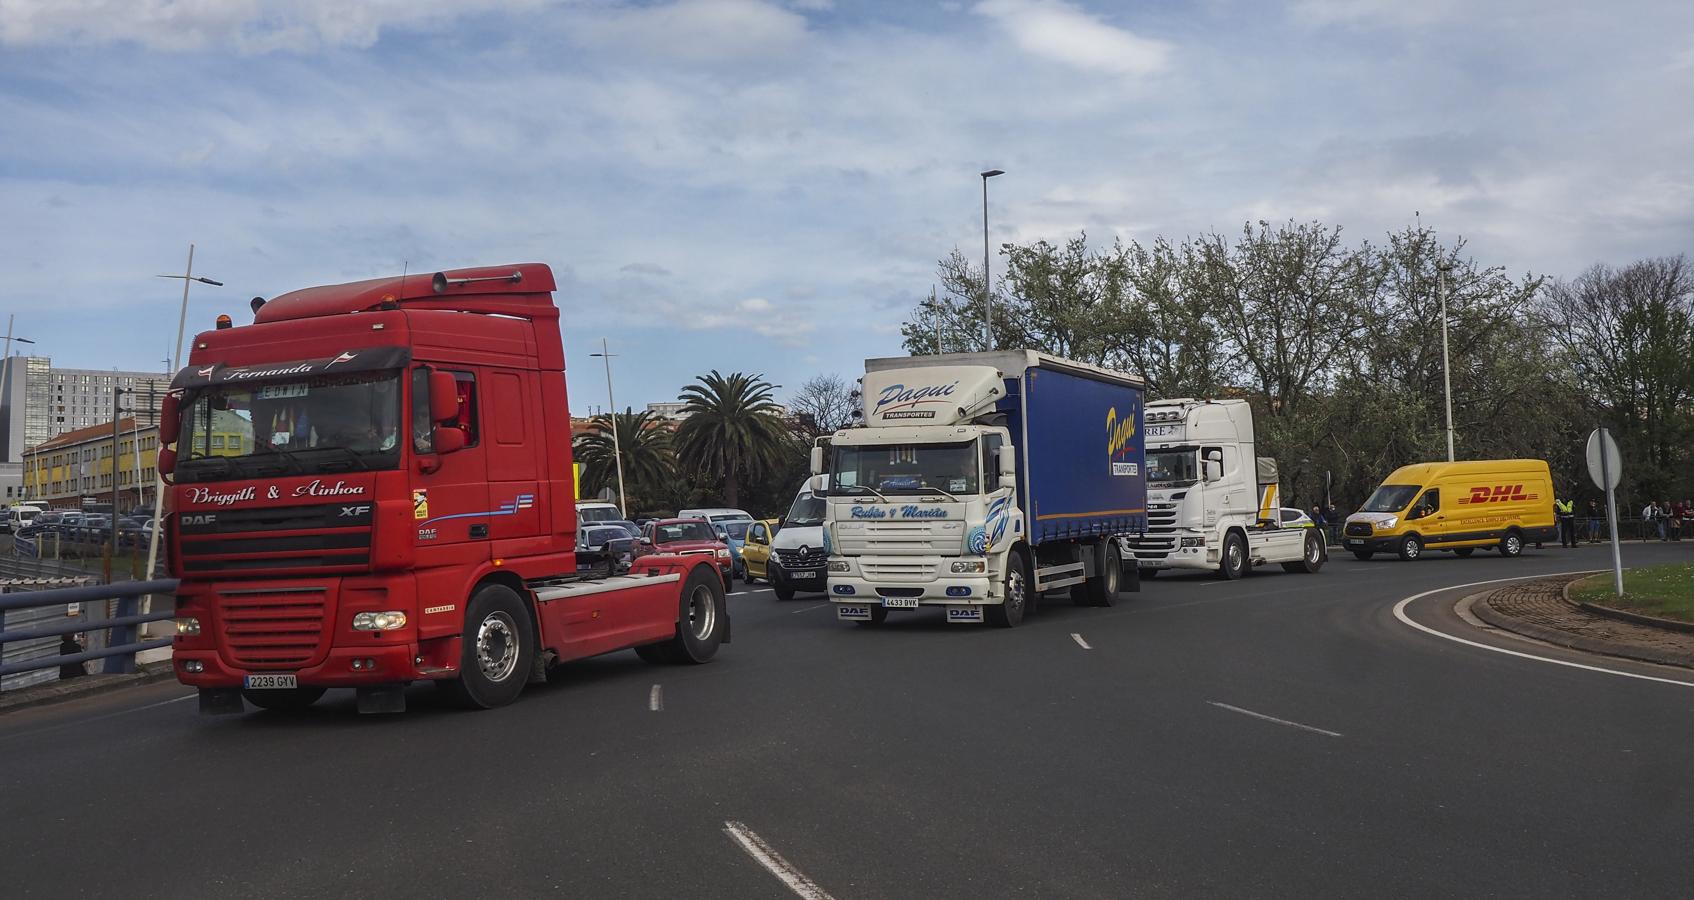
[1323,502,1340,545]
[1669,499,1683,542]
[58,634,87,680]
[1586,498,1603,543]
[1555,496,1576,548]
[1643,499,1665,541]
[1309,505,1325,529]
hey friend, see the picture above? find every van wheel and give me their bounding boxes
[1499,531,1524,557]
[1218,533,1247,580]
[444,583,536,709]
[1281,531,1326,573]
[1454,548,1475,558]
[986,549,1029,627]
[1351,549,1374,561]
[1397,534,1424,561]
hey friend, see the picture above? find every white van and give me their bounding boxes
[575,500,623,524]
[6,503,45,533]
[767,486,826,601]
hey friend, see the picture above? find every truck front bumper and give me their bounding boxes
[827,574,994,604]
[173,639,445,689]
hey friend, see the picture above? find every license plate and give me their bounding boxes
[1346,539,1364,545]
[243,673,297,690]
[946,606,984,623]
[790,571,818,580]
[836,604,872,621]
[882,597,918,608]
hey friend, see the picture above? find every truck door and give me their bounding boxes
[483,370,543,551]
[410,368,491,555]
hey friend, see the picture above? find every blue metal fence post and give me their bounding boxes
[101,592,141,674]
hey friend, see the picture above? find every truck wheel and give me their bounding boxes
[1351,549,1373,561]
[444,583,536,710]
[1397,534,1424,561]
[1454,548,1475,558]
[1082,540,1124,607]
[1218,533,1247,580]
[985,549,1029,627]
[669,564,729,663]
[1499,530,1524,557]
[1281,531,1326,574]
[241,686,326,712]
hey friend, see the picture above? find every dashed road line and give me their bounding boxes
[648,684,663,711]
[1208,701,1343,738]
[1392,573,1694,689]
[792,603,829,614]
[724,821,835,900]
[1070,632,1092,650]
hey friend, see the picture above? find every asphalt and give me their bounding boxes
[3,541,1692,899]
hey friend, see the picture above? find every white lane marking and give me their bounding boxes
[1392,573,1694,689]
[723,821,836,900]
[649,684,663,712]
[1070,632,1092,650]
[792,603,829,614]
[1208,701,1343,738]
[0,692,194,745]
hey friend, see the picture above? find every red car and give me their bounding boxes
[642,518,735,590]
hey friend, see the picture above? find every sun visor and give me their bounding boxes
[170,346,412,390]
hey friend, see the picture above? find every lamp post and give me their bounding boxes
[589,338,627,517]
[1438,262,1455,462]
[108,385,131,582]
[980,169,1005,350]
[146,245,221,584]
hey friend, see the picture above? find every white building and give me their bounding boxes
[0,357,172,464]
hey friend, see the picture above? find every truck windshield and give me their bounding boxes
[1361,484,1421,512]
[831,441,979,495]
[176,371,402,482]
[1147,448,1199,485]
[784,493,825,527]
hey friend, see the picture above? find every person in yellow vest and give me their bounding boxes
[1555,496,1576,548]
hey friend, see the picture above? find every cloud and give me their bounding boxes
[566,0,810,65]
[1287,0,1473,28]
[620,262,673,276]
[973,0,1171,77]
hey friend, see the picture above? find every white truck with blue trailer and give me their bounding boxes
[811,351,1147,627]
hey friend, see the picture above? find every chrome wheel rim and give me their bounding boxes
[1404,539,1420,559]
[1006,567,1026,614]
[687,584,717,641]
[476,611,519,682]
[1227,540,1243,573]
[1307,538,1321,564]
[1506,535,1521,554]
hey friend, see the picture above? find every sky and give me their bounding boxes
[2,0,1691,415]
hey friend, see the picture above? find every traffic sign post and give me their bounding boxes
[1585,427,1624,598]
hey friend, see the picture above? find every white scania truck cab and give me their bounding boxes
[1122,398,1326,579]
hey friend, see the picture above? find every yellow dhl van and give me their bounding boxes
[1342,459,1557,560]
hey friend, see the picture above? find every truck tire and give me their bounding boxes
[241,686,326,712]
[444,583,536,710]
[1351,549,1373,561]
[1281,531,1326,574]
[1219,532,1247,580]
[1499,530,1524,557]
[1397,534,1424,561]
[985,548,1029,627]
[1081,540,1124,607]
[641,564,728,664]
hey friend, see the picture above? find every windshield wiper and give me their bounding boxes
[180,454,238,481]
[253,446,306,474]
[301,445,385,471]
[920,486,962,502]
[837,484,890,502]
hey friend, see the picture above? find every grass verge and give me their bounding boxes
[1571,564,1694,624]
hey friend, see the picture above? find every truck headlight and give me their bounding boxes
[352,611,408,631]
[950,560,986,574]
[828,560,850,573]
[1180,537,1205,548]
[174,616,200,636]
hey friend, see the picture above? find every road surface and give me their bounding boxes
[3,542,1691,898]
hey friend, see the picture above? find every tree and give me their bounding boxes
[788,373,856,440]
[572,408,675,505]
[674,371,789,508]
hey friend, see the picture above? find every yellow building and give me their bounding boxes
[22,417,161,510]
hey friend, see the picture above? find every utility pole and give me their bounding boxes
[108,386,129,584]
[980,169,1005,351]
[149,245,221,580]
[1439,262,1455,462]
[590,338,627,517]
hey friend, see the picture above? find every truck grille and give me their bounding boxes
[1345,522,1373,537]
[1125,499,1179,561]
[217,587,329,669]
[837,522,963,556]
[178,503,373,577]
[861,559,939,580]
[776,548,827,568]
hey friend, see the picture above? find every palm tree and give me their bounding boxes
[572,408,675,503]
[674,371,789,508]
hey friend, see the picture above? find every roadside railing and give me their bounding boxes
[0,579,178,690]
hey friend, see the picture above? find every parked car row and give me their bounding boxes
[17,510,158,549]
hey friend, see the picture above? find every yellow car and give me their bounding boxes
[740,518,781,583]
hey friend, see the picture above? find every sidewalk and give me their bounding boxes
[1473,575,1694,669]
[0,660,176,714]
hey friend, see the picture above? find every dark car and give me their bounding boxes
[605,519,643,539]
[641,518,735,590]
[576,524,636,577]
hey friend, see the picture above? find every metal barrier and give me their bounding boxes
[0,579,179,684]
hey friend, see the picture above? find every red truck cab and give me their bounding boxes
[164,263,729,714]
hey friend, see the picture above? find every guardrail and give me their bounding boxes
[0,579,179,686]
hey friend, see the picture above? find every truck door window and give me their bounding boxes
[981,434,1004,489]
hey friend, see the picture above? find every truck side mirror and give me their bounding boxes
[158,394,180,445]
[808,473,828,495]
[157,447,177,478]
[809,445,824,475]
[428,370,461,423]
[432,426,467,455]
[997,447,1016,490]
[1203,459,1223,482]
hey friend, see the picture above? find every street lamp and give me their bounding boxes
[589,338,627,517]
[1438,262,1454,462]
[980,169,1005,351]
[148,244,221,582]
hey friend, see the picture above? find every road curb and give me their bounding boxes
[1474,580,1694,670]
[0,661,176,715]
[1560,574,1694,635]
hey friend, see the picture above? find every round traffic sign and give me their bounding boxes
[1586,428,1621,491]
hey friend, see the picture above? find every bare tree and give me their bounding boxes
[789,373,857,439]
